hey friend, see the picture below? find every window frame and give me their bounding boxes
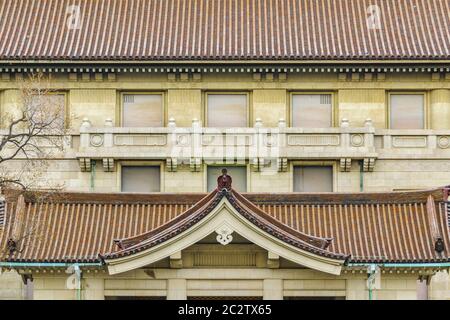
[289,92,336,128]
[291,161,337,192]
[204,164,249,192]
[119,92,165,127]
[387,92,427,130]
[118,161,164,193]
[204,92,251,127]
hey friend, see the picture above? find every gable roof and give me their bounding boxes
[103,188,347,262]
[0,0,449,62]
[1,187,449,265]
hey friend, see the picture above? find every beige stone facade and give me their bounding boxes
[1,71,450,300]
[25,267,426,301]
[1,72,449,194]
[0,271,24,300]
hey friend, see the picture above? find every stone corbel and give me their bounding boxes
[277,158,287,172]
[190,158,201,172]
[169,251,183,269]
[267,252,280,269]
[363,158,376,172]
[340,158,352,172]
[251,158,265,172]
[79,158,91,172]
[166,158,178,172]
[102,158,114,172]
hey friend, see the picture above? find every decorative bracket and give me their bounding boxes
[215,225,234,246]
[102,158,114,172]
[340,158,352,172]
[277,158,288,172]
[79,158,91,172]
[267,252,280,269]
[190,158,201,172]
[363,158,376,172]
[166,158,178,172]
[251,158,265,172]
[169,251,183,269]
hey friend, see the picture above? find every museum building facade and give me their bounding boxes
[0,0,449,299]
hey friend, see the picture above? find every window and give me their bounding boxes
[207,94,247,127]
[390,94,425,129]
[291,94,332,128]
[29,94,65,127]
[293,166,333,192]
[122,94,163,127]
[121,166,160,192]
[207,166,247,192]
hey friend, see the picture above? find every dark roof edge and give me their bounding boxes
[2,187,445,205]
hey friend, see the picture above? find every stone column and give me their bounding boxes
[430,89,450,129]
[263,279,283,300]
[167,279,187,300]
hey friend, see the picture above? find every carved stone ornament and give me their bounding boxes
[217,168,232,190]
[340,158,352,172]
[102,158,114,172]
[215,225,234,245]
[79,158,91,172]
[90,134,104,147]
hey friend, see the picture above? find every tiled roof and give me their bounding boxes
[104,188,347,261]
[0,0,448,61]
[1,188,449,264]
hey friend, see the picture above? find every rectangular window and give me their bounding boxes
[207,166,247,192]
[291,94,332,128]
[207,94,247,127]
[29,94,66,127]
[122,94,163,127]
[390,94,425,129]
[121,166,160,192]
[293,166,333,192]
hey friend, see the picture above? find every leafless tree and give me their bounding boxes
[0,72,67,190]
[0,72,68,261]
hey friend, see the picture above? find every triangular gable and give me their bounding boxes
[102,186,349,275]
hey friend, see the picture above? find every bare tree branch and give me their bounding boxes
[0,72,69,261]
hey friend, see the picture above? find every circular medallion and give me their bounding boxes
[438,136,450,149]
[90,134,104,147]
[350,134,364,147]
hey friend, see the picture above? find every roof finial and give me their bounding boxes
[217,168,232,191]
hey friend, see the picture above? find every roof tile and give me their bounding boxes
[0,0,448,61]
[1,188,449,263]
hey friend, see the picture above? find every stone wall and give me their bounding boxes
[28,268,426,300]
[0,271,24,300]
[4,159,450,193]
[1,71,450,299]
[1,72,450,131]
